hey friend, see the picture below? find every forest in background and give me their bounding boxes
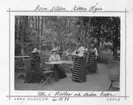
[15,16,120,57]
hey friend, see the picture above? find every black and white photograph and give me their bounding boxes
[1,0,133,104]
[15,16,120,91]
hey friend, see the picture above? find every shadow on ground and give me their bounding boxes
[15,64,119,91]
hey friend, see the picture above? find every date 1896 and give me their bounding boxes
[52,97,70,101]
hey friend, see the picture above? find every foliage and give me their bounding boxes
[15,16,120,57]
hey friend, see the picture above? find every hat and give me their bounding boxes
[51,47,58,52]
[32,48,40,53]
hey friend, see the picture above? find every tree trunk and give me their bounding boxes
[40,16,43,52]
[17,17,20,40]
[20,17,27,56]
[97,25,101,50]
[85,20,91,65]
[113,35,118,57]
[37,17,40,49]
[35,16,38,47]
[85,34,90,65]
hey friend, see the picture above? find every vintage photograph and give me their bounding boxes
[15,16,120,91]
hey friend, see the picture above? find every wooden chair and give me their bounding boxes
[24,59,54,84]
[107,61,120,91]
[108,80,119,91]
[40,56,54,85]
[40,69,54,85]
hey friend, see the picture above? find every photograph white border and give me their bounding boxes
[8,10,127,100]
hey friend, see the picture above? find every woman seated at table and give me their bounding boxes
[49,48,67,81]
[25,48,43,83]
[71,42,86,82]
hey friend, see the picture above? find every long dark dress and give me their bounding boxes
[25,53,43,83]
[52,64,67,81]
[72,56,86,82]
[88,50,97,73]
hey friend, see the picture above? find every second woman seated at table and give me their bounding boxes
[49,48,67,81]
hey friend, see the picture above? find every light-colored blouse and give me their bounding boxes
[90,47,98,56]
[72,46,85,57]
[49,54,61,61]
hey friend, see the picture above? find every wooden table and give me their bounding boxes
[15,56,30,58]
[45,60,73,65]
